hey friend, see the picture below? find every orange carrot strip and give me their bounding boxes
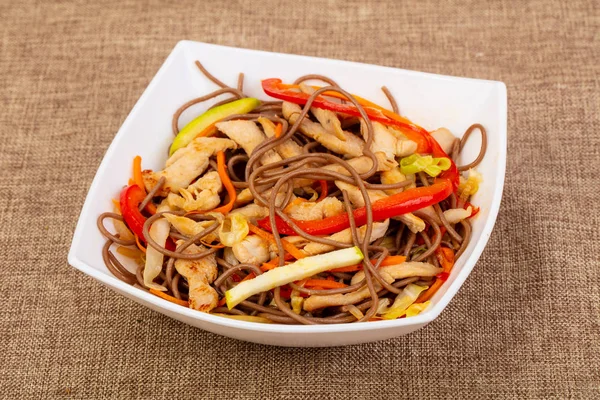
[417,247,455,302]
[128,178,135,186]
[330,255,407,272]
[241,272,256,282]
[274,122,283,138]
[260,253,295,271]
[248,224,305,259]
[417,280,443,303]
[134,234,146,253]
[304,279,347,289]
[217,297,227,307]
[145,203,157,215]
[329,264,362,273]
[194,122,218,139]
[260,258,279,272]
[211,151,236,214]
[295,279,308,288]
[132,156,145,191]
[149,289,189,307]
[131,156,157,215]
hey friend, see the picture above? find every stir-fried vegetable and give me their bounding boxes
[247,223,305,259]
[99,62,486,325]
[150,288,188,307]
[404,301,431,317]
[258,179,453,236]
[417,247,455,303]
[225,247,364,309]
[262,79,430,145]
[211,151,237,214]
[119,185,147,240]
[382,284,429,319]
[400,154,451,177]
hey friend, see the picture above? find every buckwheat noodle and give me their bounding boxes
[96,60,488,324]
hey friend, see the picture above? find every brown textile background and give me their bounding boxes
[1,0,598,398]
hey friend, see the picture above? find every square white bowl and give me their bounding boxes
[68,40,506,347]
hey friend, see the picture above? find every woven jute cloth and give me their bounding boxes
[1,0,598,398]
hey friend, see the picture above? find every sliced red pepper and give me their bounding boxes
[262,79,430,147]
[436,272,450,282]
[258,78,461,236]
[258,178,453,236]
[317,180,328,202]
[165,238,176,252]
[261,78,459,189]
[119,185,147,241]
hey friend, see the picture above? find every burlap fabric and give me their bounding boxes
[1,0,598,398]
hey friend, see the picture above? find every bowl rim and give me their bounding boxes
[68,40,507,334]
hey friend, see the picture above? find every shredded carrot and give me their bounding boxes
[130,156,158,214]
[132,156,145,191]
[145,203,157,215]
[260,264,276,272]
[295,279,308,288]
[260,258,279,271]
[134,234,146,253]
[330,255,406,272]
[380,255,407,267]
[304,279,347,289]
[274,122,283,138]
[330,265,362,273]
[217,297,227,307]
[317,180,328,202]
[417,247,455,303]
[260,253,295,271]
[211,151,237,214]
[194,122,218,139]
[149,289,189,307]
[247,224,306,260]
[437,247,455,270]
[241,272,256,282]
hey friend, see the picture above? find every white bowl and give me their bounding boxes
[68,40,506,347]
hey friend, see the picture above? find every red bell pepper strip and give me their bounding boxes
[120,184,178,250]
[119,185,147,241]
[258,78,461,236]
[317,180,328,202]
[261,78,459,188]
[258,178,453,236]
[262,79,432,150]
